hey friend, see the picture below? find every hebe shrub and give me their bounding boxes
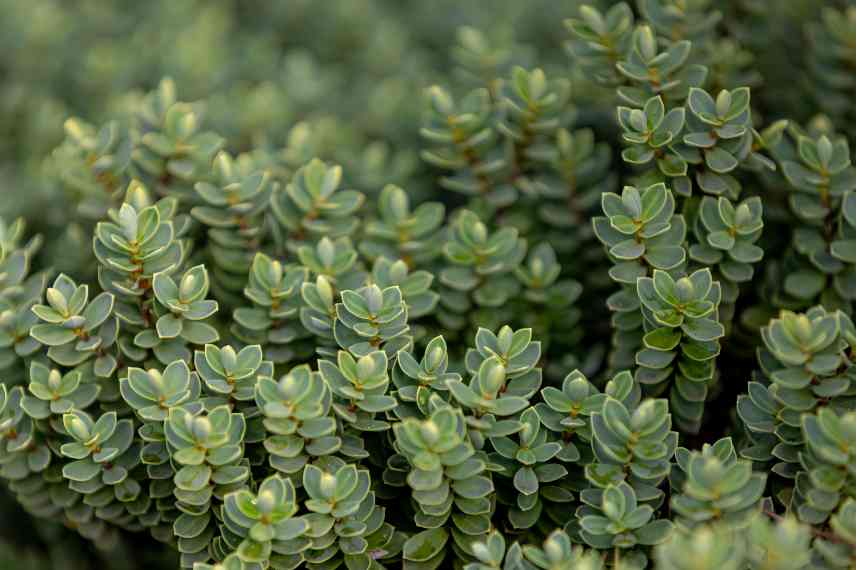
[1,0,856,568]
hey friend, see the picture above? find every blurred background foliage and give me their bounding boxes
[0,0,823,224]
[0,0,840,567]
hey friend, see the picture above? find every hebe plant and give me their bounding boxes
[4,1,856,569]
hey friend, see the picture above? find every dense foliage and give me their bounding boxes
[2,0,856,568]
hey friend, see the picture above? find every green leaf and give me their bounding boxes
[513,467,539,495]
[152,272,179,305]
[784,271,825,299]
[452,476,494,499]
[82,293,115,330]
[643,328,682,351]
[658,152,688,177]
[688,88,717,123]
[156,313,183,339]
[174,465,212,492]
[30,325,76,346]
[181,321,219,344]
[403,528,448,562]
[705,148,739,174]
[63,459,100,481]
[707,230,735,250]
[610,239,645,260]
